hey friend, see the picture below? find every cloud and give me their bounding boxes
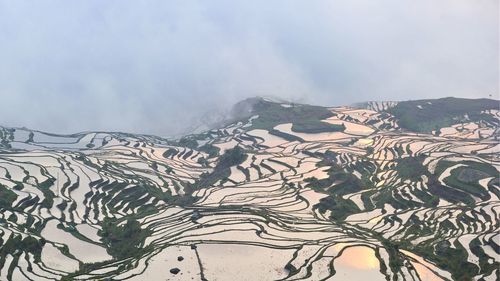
[0,0,497,135]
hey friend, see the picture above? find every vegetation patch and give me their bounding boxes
[174,146,248,205]
[0,184,17,210]
[268,129,304,142]
[100,218,152,259]
[291,120,345,134]
[315,195,360,221]
[394,155,427,180]
[231,98,338,132]
[412,240,478,281]
[388,97,498,132]
[432,160,497,202]
[198,144,220,158]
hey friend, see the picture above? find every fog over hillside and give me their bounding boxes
[0,0,498,135]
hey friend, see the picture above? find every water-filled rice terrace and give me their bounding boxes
[0,97,498,281]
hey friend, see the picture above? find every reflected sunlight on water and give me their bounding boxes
[336,246,379,270]
[332,246,385,281]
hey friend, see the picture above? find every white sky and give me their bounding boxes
[0,0,498,135]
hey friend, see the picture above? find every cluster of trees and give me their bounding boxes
[100,218,151,259]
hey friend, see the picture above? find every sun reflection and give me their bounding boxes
[335,246,379,270]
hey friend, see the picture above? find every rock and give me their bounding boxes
[170,268,180,274]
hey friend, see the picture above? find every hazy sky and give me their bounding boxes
[0,0,498,135]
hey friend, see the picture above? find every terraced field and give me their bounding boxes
[0,97,498,280]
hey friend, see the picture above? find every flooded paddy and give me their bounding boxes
[0,99,498,280]
[332,246,385,281]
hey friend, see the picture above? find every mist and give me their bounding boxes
[0,0,498,136]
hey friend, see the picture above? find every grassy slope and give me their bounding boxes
[233,98,345,134]
[387,97,499,132]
